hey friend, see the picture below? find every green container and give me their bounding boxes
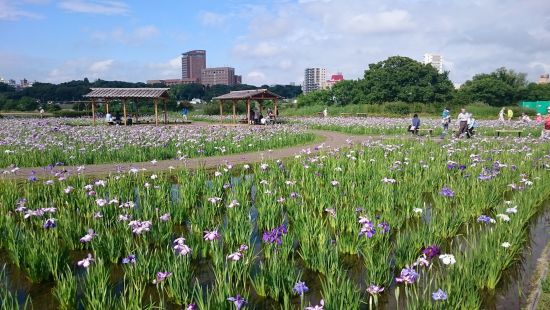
[520,101,550,115]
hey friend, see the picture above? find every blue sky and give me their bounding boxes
[1,0,549,86]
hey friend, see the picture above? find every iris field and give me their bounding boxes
[0,134,549,309]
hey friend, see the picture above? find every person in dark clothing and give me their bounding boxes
[409,114,420,135]
[114,112,122,125]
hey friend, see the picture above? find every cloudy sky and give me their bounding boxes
[1,0,549,85]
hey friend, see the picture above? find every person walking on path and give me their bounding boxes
[541,107,550,140]
[507,108,514,121]
[181,106,189,121]
[323,108,328,118]
[499,107,505,122]
[456,108,469,138]
[409,114,421,135]
[441,107,451,137]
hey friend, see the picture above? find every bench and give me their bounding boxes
[356,113,368,117]
[495,130,523,137]
[417,128,434,136]
[239,119,248,124]
[340,113,352,117]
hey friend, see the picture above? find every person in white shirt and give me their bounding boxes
[456,108,469,138]
[105,112,112,123]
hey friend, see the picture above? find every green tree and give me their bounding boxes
[521,83,550,101]
[362,56,454,103]
[457,67,528,106]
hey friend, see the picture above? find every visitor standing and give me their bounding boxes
[535,113,543,123]
[521,113,531,123]
[39,107,45,118]
[541,107,550,140]
[409,114,421,135]
[323,108,328,118]
[441,107,451,135]
[105,112,112,123]
[181,106,189,121]
[466,114,477,138]
[456,108,469,138]
[498,107,505,122]
[507,108,514,121]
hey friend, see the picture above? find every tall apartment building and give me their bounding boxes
[538,74,549,84]
[303,68,327,94]
[201,67,237,86]
[181,50,206,82]
[423,53,444,74]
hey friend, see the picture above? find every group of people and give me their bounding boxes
[251,107,276,125]
[408,107,477,138]
[105,112,132,125]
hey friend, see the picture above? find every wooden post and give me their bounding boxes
[123,99,127,126]
[154,98,159,126]
[163,99,167,124]
[91,99,96,126]
[246,99,250,124]
[219,100,223,123]
[135,100,139,124]
[105,100,109,114]
[274,99,278,121]
[232,100,236,123]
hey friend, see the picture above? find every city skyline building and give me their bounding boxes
[303,67,327,94]
[423,53,444,73]
[201,67,237,86]
[181,50,206,82]
[538,74,549,84]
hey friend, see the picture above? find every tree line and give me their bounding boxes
[297,56,550,108]
[0,78,302,111]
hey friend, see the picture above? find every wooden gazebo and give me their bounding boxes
[83,88,170,126]
[213,89,283,124]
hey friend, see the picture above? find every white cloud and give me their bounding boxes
[233,42,281,58]
[0,0,42,20]
[340,10,415,35]
[199,11,226,27]
[89,59,114,73]
[246,71,267,85]
[90,25,159,45]
[58,0,129,15]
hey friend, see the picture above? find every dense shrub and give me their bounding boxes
[52,110,90,118]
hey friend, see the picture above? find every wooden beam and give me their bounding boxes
[154,98,159,126]
[163,99,167,124]
[232,100,236,123]
[105,100,109,114]
[247,99,251,125]
[91,98,96,126]
[219,100,223,123]
[123,99,127,126]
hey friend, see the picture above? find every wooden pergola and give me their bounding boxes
[83,88,170,126]
[213,89,283,124]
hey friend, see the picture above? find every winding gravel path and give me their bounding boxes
[1,129,375,180]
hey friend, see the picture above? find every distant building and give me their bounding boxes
[326,72,344,88]
[423,53,444,74]
[234,75,242,85]
[201,67,238,86]
[539,74,549,84]
[20,78,32,88]
[182,50,206,83]
[303,68,327,94]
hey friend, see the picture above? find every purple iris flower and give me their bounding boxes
[159,213,171,222]
[262,225,288,245]
[122,254,136,264]
[292,281,309,295]
[477,215,494,224]
[432,288,448,301]
[153,271,172,284]
[366,284,384,295]
[43,218,56,229]
[227,294,247,309]
[359,220,376,238]
[459,165,466,170]
[422,245,441,260]
[186,303,198,310]
[440,187,455,197]
[377,222,390,233]
[395,266,419,284]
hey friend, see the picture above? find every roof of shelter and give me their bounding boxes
[83,88,170,99]
[213,89,283,100]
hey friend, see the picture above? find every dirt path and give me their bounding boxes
[1,129,377,180]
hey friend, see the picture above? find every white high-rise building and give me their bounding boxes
[423,53,444,74]
[303,68,327,94]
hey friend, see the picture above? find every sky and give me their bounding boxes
[0,0,549,86]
